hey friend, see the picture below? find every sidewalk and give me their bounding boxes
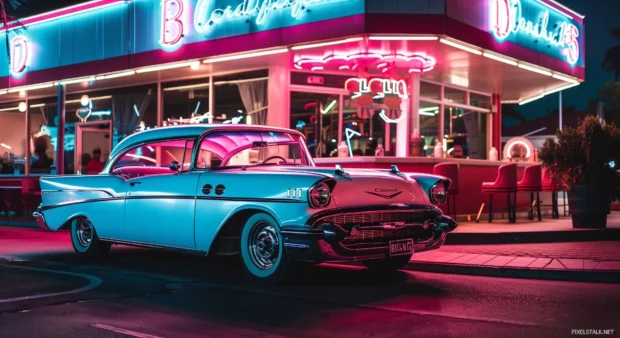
[445,212,620,244]
[407,241,620,283]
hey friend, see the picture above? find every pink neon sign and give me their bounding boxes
[490,0,580,65]
[161,0,185,47]
[345,77,408,123]
[10,36,29,74]
[294,52,436,74]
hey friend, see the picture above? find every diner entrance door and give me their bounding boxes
[75,121,113,174]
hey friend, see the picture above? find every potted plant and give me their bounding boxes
[539,116,620,228]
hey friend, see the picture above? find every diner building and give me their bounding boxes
[0,0,585,218]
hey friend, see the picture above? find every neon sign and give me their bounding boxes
[345,77,408,124]
[490,0,580,64]
[345,78,408,100]
[194,0,339,34]
[10,36,29,74]
[161,0,185,47]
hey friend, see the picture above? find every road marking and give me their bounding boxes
[91,324,163,338]
[0,264,102,303]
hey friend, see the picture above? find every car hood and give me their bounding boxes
[245,166,434,208]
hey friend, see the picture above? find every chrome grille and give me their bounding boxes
[315,210,433,228]
[343,226,423,243]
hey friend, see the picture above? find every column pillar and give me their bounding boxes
[209,76,215,124]
[492,93,502,159]
[267,64,290,128]
[409,74,421,156]
[157,80,163,127]
[56,84,66,175]
[24,99,30,176]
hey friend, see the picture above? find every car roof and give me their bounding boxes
[110,124,304,159]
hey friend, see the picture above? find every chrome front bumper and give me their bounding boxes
[33,205,50,231]
[281,222,451,263]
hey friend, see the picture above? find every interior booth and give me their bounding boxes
[0,0,585,220]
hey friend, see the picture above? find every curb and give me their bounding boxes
[405,262,620,284]
[445,229,620,245]
[0,221,38,228]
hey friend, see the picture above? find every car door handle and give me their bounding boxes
[129,182,141,187]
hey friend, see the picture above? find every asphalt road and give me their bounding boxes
[1,227,619,338]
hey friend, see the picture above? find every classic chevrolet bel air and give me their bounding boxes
[35,125,457,281]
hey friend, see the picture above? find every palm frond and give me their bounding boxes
[601,46,620,80]
[610,28,620,40]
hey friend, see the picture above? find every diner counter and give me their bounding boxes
[314,156,549,217]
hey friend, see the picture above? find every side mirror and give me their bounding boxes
[169,161,181,173]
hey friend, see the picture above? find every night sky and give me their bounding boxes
[7,0,619,125]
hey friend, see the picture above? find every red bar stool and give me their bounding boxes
[518,164,542,221]
[542,167,561,219]
[482,163,517,223]
[20,177,41,217]
[434,162,459,220]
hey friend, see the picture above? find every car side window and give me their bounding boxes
[112,139,194,177]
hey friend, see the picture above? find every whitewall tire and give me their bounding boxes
[70,217,111,258]
[240,213,290,282]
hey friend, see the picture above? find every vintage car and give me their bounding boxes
[34,125,457,281]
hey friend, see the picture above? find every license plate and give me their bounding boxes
[389,239,414,256]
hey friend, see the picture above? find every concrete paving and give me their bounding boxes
[0,227,619,337]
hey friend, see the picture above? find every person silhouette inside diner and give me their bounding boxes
[86,148,104,174]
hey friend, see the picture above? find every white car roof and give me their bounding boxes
[111,124,303,159]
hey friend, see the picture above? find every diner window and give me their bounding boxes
[163,78,211,124]
[213,70,268,125]
[113,139,194,172]
[444,86,467,105]
[419,101,440,156]
[0,101,27,174]
[28,98,58,173]
[470,93,492,109]
[420,81,441,100]
[443,106,488,159]
[290,92,340,158]
[196,130,310,168]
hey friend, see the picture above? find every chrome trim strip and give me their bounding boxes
[99,238,206,254]
[41,194,307,211]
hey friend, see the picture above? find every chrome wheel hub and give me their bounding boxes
[248,221,279,270]
[76,219,93,247]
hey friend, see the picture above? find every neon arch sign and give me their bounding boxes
[194,0,341,34]
[490,0,580,65]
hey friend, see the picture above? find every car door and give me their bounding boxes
[117,139,199,249]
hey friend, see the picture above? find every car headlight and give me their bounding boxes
[308,181,332,208]
[429,183,447,205]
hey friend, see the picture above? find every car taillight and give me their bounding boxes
[308,182,332,208]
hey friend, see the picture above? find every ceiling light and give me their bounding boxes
[203,49,289,63]
[519,94,545,105]
[518,64,552,76]
[483,52,518,66]
[439,39,482,55]
[292,37,363,50]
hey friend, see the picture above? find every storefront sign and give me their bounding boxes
[345,78,408,100]
[10,36,29,75]
[194,0,342,34]
[161,0,185,47]
[490,0,581,65]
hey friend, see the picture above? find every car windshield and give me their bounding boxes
[195,130,313,169]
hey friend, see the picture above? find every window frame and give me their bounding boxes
[109,137,197,174]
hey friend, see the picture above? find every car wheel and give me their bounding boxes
[240,213,290,283]
[70,217,111,258]
[362,254,412,272]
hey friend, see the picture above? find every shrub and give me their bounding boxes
[539,116,620,196]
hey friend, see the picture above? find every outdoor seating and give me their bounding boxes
[518,164,542,221]
[482,163,517,223]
